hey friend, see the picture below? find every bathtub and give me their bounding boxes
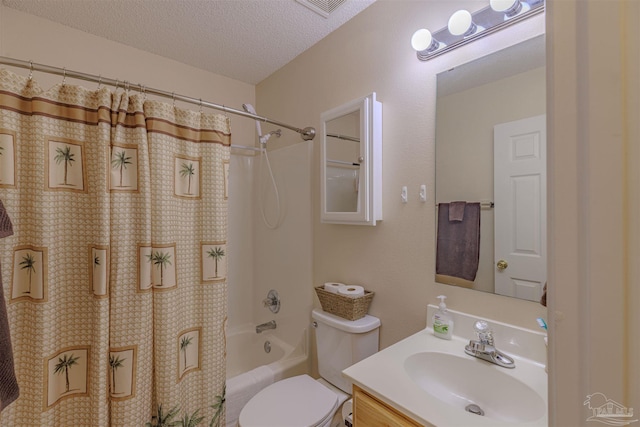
[225,324,308,427]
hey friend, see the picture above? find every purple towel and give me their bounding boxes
[0,200,19,411]
[448,201,466,222]
[436,202,481,282]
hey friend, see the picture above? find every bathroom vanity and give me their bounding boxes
[352,385,424,427]
[343,306,548,427]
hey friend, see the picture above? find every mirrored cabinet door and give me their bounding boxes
[321,93,382,225]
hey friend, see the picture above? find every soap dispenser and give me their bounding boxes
[432,295,454,340]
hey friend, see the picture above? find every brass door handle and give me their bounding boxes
[497,260,508,271]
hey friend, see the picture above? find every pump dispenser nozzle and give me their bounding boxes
[432,295,454,340]
[436,295,448,311]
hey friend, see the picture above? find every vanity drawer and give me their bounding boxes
[353,385,424,427]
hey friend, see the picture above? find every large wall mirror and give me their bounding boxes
[435,35,546,302]
[321,93,382,226]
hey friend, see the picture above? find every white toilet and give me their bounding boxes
[238,308,381,427]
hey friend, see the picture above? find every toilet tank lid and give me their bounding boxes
[312,308,381,333]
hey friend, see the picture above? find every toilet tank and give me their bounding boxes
[311,308,380,394]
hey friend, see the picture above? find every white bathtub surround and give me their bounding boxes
[225,141,313,427]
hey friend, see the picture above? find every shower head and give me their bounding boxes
[242,103,262,138]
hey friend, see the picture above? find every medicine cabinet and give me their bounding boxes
[320,93,382,225]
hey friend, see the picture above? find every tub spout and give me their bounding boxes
[256,320,277,334]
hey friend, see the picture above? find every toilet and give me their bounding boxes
[238,308,381,427]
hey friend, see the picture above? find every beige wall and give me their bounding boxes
[547,0,639,425]
[258,1,546,351]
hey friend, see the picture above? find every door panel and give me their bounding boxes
[494,115,546,301]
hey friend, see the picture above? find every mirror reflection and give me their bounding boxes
[325,111,361,213]
[435,35,546,301]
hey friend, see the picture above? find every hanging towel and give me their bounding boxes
[448,201,467,222]
[436,202,481,286]
[0,200,18,411]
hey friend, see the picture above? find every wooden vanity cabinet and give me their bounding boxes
[352,385,425,427]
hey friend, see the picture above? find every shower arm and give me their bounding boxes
[0,56,316,141]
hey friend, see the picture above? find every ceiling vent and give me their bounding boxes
[295,0,347,18]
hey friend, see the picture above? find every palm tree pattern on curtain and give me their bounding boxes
[111,149,133,188]
[207,247,225,279]
[53,353,80,394]
[53,145,75,187]
[0,68,230,426]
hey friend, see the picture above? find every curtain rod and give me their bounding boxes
[0,56,316,141]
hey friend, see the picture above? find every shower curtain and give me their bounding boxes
[0,68,229,426]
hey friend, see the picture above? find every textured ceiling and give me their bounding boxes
[2,0,376,85]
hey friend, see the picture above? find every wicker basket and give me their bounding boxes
[314,286,374,321]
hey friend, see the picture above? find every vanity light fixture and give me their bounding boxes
[490,0,528,18]
[411,29,440,53]
[412,0,544,61]
[448,10,478,37]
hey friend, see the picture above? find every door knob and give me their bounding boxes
[497,260,508,271]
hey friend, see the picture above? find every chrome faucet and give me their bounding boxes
[464,320,515,368]
[256,320,277,334]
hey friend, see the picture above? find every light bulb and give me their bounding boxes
[490,0,523,17]
[411,29,439,52]
[448,10,476,37]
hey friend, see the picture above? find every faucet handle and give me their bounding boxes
[262,289,280,313]
[473,320,494,345]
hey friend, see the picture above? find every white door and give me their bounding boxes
[494,115,546,301]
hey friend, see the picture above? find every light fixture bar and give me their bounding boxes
[415,0,544,61]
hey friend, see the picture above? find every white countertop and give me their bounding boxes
[343,311,548,427]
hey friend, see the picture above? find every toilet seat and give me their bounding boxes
[238,374,338,427]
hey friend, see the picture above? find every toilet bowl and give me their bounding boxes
[238,309,381,427]
[238,374,348,427]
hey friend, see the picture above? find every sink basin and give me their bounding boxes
[404,352,545,423]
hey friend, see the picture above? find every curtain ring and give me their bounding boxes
[62,68,67,86]
[115,79,119,91]
[199,98,203,113]
[28,60,33,81]
[139,83,147,101]
[97,75,102,89]
[222,105,230,125]
[124,81,130,93]
[172,92,176,107]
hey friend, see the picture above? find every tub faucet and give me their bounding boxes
[464,320,515,369]
[256,320,277,334]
